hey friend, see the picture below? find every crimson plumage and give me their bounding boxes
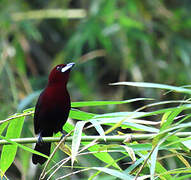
[32,63,75,165]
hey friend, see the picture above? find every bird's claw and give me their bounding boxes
[37,133,43,144]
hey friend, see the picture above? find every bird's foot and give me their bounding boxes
[37,133,44,145]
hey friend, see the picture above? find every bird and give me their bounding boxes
[32,62,75,165]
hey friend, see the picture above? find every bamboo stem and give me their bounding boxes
[0,132,190,145]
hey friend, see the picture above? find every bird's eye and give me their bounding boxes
[56,66,61,71]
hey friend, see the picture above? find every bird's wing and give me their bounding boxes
[34,92,44,134]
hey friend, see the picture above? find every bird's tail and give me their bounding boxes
[32,131,52,165]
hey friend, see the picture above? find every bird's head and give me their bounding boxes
[48,63,75,85]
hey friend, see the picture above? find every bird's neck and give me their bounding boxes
[48,80,67,87]
[47,82,68,93]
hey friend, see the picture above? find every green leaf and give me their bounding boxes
[119,16,144,30]
[125,157,144,173]
[182,139,191,149]
[121,145,136,162]
[71,98,151,107]
[0,134,48,159]
[95,111,146,118]
[91,167,134,179]
[150,146,159,180]
[156,122,191,137]
[175,174,191,180]
[63,122,75,133]
[96,117,159,132]
[110,82,191,94]
[0,122,9,135]
[94,104,191,120]
[160,109,182,131]
[90,119,106,141]
[71,121,86,166]
[69,109,95,120]
[137,100,191,112]
[87,145,121,170]
[0,115,24,176]
[121,122,159,133]
[64,121,120,169]
[155,162,173,179]
[23,107,34,113]
[152,111,172,146]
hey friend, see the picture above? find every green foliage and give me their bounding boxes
[1,83,191,179]
[1,0,191,179]
[0,115,24,175]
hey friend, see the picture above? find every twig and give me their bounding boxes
[40,131,73,179]
[0,111,34,124]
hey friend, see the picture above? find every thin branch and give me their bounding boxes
[47,158,71,180]
[40,131,73,179]
[0,132,191,145]
[0,111,34,124]
[56,168,90,180]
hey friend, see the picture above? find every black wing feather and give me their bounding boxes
[34,91,44,134]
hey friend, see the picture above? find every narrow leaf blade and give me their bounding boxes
[92,167,134,180]
[90,119,106,141]
[71,98,152,107]
[71,121,86,166]
[0,116,24,175]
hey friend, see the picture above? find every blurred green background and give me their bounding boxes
[1,0,191,179]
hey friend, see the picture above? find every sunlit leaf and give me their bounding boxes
[110,82,191,94]
[64,121,120,169]
[0,134,48,177]
[91,167,134,179]
[0,115,24,176]
[90,119,106,141]
[150,145,159,179]
[71,121,86,166]
[69,109,95,120]
[71,98,152,107]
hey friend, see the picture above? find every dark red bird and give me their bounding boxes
[32,63,75,165]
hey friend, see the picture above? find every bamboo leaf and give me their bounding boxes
[0,122,9,135]
[71,121,86,167]
[137,100,191,111]
[122,145,136,162]
[171,149,190,168]
[97,117,159,133]
[156,122,191,136]
[64,122,120,169]
[122,122,159,133]
[0,115,24,176]
[92,167,134,179]
[150,146,159,180]
[161,111,171,126]
[125,157,144,173]
[69,109,95,120]
[0,134,48,177]
[110,82,191,94]
[87,145,121,170]
[56,142,71,156]
[94,104,191,120]
[0,135,50,158]
[182,139,191,149]
[155,161,172,179]
[71,98,152,107]
[160,109,182,131]
[90,119,106,141]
